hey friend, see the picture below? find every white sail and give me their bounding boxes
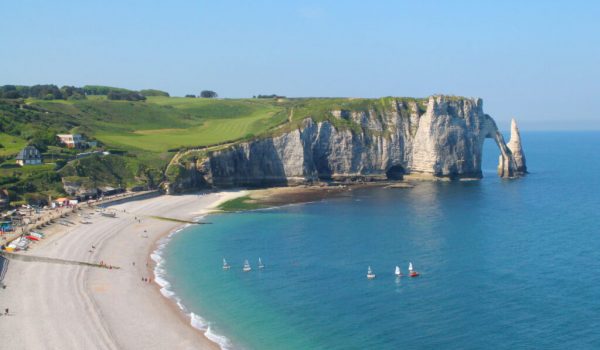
[395,266,401,276]
[408,262,413,271]
[367,266,376,279]
[223,258,227,265]
[258,257,264,268]
[243,259,251,271]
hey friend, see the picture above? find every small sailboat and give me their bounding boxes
[395,265,402,277]
[408,262,419,277]
[222,258,230,270]
[258,257,265,269]
[367,266,376,279]
[243,259,252,272]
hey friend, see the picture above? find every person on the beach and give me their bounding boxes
[5,308,8,315]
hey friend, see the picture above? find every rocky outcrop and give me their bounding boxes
[496,118,527,178]
[507,118,527,174]
[62,178,99,197]
[167,95,526,191]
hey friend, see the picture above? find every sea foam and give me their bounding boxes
[151,221,235,350]
[205,325,234,350]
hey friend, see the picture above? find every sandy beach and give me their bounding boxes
[0,190,244,350]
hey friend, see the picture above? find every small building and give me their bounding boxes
[54,197,69,206]
[57,134,85,148]
[16,146,43,166]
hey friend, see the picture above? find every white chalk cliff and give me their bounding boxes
[167,95,527,190]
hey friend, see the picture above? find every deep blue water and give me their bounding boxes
[162,132,600,349]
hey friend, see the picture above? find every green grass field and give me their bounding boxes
[29,97,289,153]
[94,98,288,152]
[217,195,266,212]
[0,163,55,177]
[0,132,27,157]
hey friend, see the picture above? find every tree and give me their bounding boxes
[29,85,63,99]
[200,90,218,98]
[60,86,86,100]
[140,89,170,97]
[107,91,146,101]
[185,94,196,98]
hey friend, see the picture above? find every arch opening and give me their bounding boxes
[386,165,405,180]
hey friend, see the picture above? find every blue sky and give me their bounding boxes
[1,0,599,129]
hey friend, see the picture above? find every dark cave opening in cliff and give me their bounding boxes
[386,165,405,180]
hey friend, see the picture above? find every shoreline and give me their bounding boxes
[0,190,245,350]
[0,182,413,350]
[147,191,247,350]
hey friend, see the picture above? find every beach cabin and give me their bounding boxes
[54,197,69,207]
[15,146,42,166]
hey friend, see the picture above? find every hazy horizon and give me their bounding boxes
[1,0,599,130]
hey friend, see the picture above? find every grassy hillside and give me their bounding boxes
[0,93,426,205]
[0,132,27,157]
[95,97,288,152]
[30,96,288,153]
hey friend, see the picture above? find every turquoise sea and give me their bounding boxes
[158,132,600,349]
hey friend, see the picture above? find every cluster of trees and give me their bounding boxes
[60,86,86,99]
[83,86,173,100]
[185,90,218,98]
[139,89,169,97]
[254,94,286,99]
[84,85,146,100]
[0,84,171,101]
[0,85,86,100]
[106,91,146,101]
[200,90,218,98]
[82,85,130,95]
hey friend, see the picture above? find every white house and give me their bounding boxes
[15,146,43,166]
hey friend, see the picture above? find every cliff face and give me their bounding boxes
[167,95,526,191]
